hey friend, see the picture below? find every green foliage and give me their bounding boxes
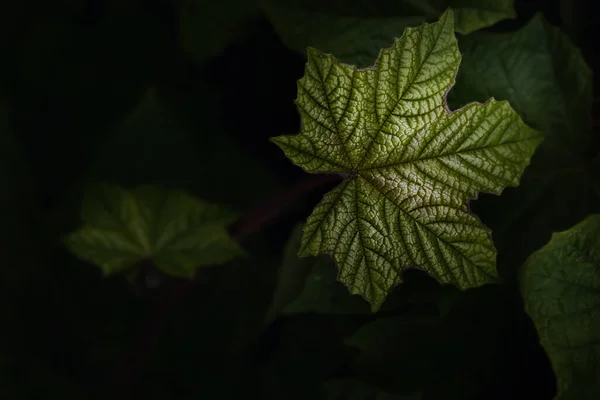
[2,1,599,399]
[272,10,542,310]
[264,0,515,67]
[520,215,600,400]
[449,14,597,269]
[65,184,243,278]
[269,224,371,315]
[271,224,462,315]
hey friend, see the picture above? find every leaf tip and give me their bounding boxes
[306,46,325,61]
[369,299,384,313]
[440,7,455,22]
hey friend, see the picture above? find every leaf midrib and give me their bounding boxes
[355,14,449,170]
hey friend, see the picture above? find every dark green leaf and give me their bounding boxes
[180,0,259,65]
[449,14,597,269]
[268,224,370,315]
[520,214,600,400]
[264,0,515,67]
[267,224,315,318]
[283,257,371,315]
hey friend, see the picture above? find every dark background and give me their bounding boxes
[0,0,598,399]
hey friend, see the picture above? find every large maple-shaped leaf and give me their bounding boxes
[271,10,542,310]
[520,215,600,400]
[65,184,244,278]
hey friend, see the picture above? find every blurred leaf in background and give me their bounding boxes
[268,224,370,317]
[48,86,280,237]
[65,184,244,278]
[263,0,515,67]
[180,0,260,66]
[520,214,600,400]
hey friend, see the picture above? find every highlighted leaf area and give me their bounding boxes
[272,10,542,310]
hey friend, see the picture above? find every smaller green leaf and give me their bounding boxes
[267,223,315,319]
[283,257,371,315]
[65,184,244,278]
[267,224,370,315]
[520,214,600,400]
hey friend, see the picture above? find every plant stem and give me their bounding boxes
[230,173,341,239]
[113,173,341,398]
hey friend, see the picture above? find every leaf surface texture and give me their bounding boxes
[272,10,541,309]
[520,215,600,400]
[65,184,243,278]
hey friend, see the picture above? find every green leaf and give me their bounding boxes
[268,223,370,315]
[267,224,318,318]
[520,215,600,400]
[65,184,244,278]
[180,0,259,65]
[284,258,371,315]
[449,15,596,268]
[270,224,459,315]
[450,0,516,34]
[271,10,542,311]
[264,1,515,67]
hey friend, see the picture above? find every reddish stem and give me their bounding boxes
[113,173,341,398]
[230,173,341,238]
